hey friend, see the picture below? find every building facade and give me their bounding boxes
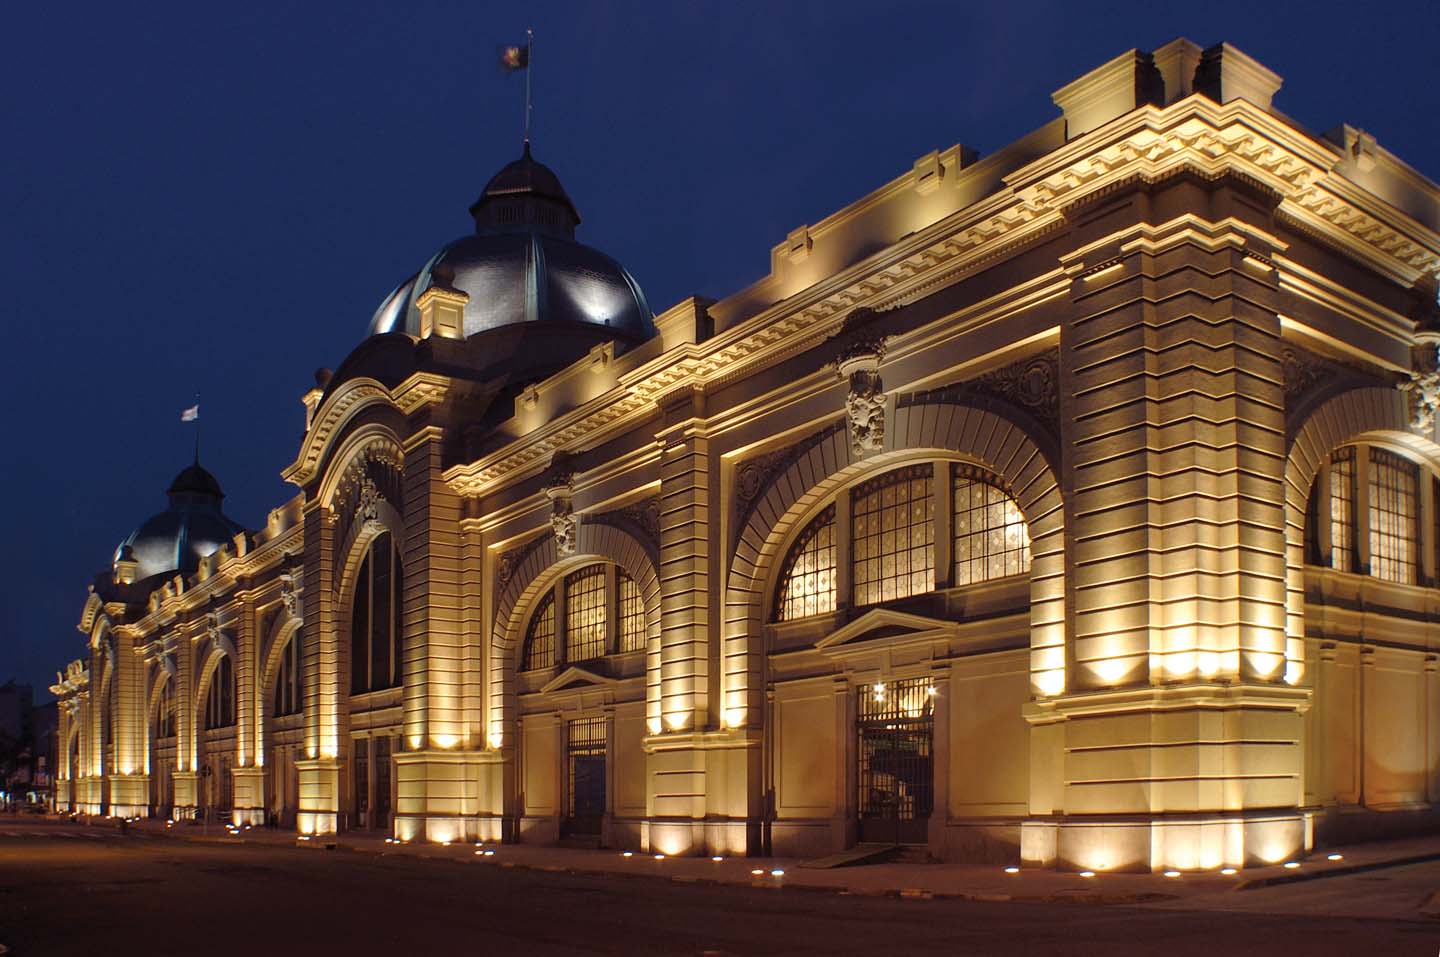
[50,39,1440,872]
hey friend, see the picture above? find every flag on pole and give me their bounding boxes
[181,404,199,422]
[499,43,530,72]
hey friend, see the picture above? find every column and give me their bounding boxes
[297,500,341,835]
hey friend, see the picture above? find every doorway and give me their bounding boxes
[564,717,606,837]
[856,678,933,844]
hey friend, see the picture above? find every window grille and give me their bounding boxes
[522,594,556,671]
[775,506,837,621]
[952,467,1030,585]
[618,572,645,652]
[1330,448,1356,573]
[565,566,607,662]
[566,716,607,821]
[852,465,934,607]
[1369,448,1418,584]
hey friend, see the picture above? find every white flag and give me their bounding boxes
[181,404,199,422]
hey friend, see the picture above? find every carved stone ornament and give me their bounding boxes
[280,572,301,619]
[204,610,222,645]
[1401,339,1440,434]
[549,491,577,557]
[357,477,381,523]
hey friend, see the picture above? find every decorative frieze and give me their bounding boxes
[1401,339,1440,434]
[589,497,662,557]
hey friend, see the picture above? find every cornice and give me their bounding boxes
[284,372,450,488]
[442,96,1440,501]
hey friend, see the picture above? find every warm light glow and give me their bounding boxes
[1327,853,1342,861]
[1283,861,1300,869]
[654,854,665,861]
[664,712,688,731]
[1078,870,1096,878]
[750,868,765,876]
[1163,870,1180,878]
[432,734,459,750]
[723,709,746,729]
[711,856,724,862]
[646,718,661,735]
[622,851,633,858]
[1093,658,1130,685]
[1220,867,1237,876]
[1004,866,1020,874]
[770,869,785,877]
[487,731,504,749]
[1034,669,1064,696]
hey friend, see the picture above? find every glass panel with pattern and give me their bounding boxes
[1369,447,1419,584]
[273,635,302,718]
[775,505,837,621]
[852,465,935,607]
[1330,447,1356,573]
[157,677,176,739]
[952,467,1030,586]
[618,571,645,653]
[205,656,234,730]
[522,593,556,671]
[565,566,607,662]
[349,533,403,694]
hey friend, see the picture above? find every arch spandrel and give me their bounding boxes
[722,398,1067,728]
[488,522,662,742]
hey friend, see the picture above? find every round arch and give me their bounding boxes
[317,424,406,514]
[259,612,304,724]
[488,522,662,742]
[192,630,239,751]
[1283,386,1436,682]
[722,399,1066,727]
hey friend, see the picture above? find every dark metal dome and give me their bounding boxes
[366,147,655,342]
[113,462,247,581]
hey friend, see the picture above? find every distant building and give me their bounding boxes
[49,39,1440,872]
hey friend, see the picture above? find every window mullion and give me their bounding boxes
[1356,445,1372,575]
[836,488,852,611]
[934,462,953,590]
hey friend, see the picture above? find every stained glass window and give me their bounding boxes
[1330,447,1356,573]
[952,467,1030,585]
[565,566,607,662]
[852,465,934,607]
[775,506,837,621]
[522,594,556,671]
[1369,447,1418,584]
[618,572,645,652]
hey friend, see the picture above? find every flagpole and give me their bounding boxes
[524,27,533,147]
[193,392,201,465]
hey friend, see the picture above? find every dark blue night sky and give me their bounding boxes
[3,1,1436,694]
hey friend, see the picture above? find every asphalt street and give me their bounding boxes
[1,821,1437,955]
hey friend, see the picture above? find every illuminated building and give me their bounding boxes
[50,39,1440,870]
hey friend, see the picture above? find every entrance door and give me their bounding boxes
[564,717,606,836]
[856,678,934,845]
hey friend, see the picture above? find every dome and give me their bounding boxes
[366,145,654,342]
[113,461,247,582]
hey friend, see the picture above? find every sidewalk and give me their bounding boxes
[86,815,1440,906]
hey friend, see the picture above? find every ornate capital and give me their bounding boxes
[204,610,222,645]
[548,491,577,557]
[1401,338,1440,434]
[280,571,302,620]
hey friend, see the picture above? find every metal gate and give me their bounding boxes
[565,717,606,836]
[857,678,934,844]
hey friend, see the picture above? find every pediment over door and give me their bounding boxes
[539,665,619,697]
[815,608,958,665]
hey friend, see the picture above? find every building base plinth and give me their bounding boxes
[394,749,493,843]
[107,773,150,818]
[643,729,760,857]
[295,757,340,835]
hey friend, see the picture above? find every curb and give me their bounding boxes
[1235,851,1440,891]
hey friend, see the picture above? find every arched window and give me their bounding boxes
[775,506,836,622]
[522,594,556,671]
[520,562,649,671]
[1307,443,1433,586]
[566,566,607,662]
[1369,448,1418,584]
[156,678,176,739]
[273,635,302,718]
[350,532,403,694]
[852,465,935,607]
[772,462,1031,622]
[618,572,646,653]
[204,656,234,730]
[952,467,1030,586]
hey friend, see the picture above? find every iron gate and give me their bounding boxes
[857,678,934,844]
[565,717,606,836]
